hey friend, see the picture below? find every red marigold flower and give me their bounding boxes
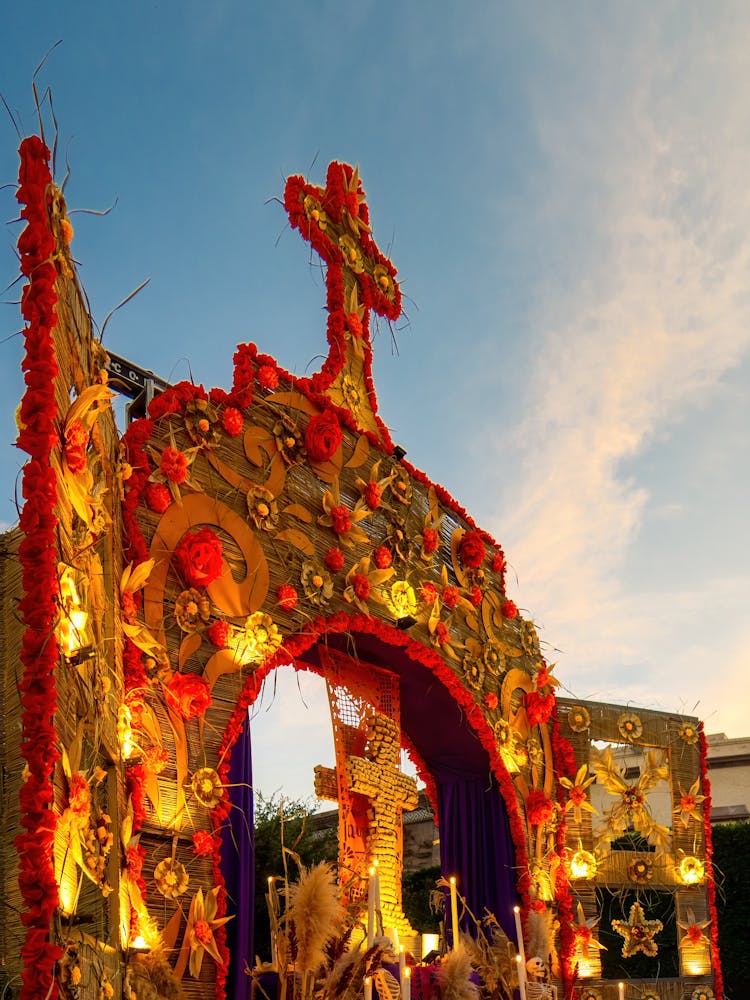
[469,585,483,606]
[363,480,381,509]
[221,407,244,437]
[681,795,697,813]
[484,692,499,711]
[346,312,363,338]
[421,582,438,605]
[525,789,554,826]
[173,527,224,588]
[373,546,392,569]
[305,411,342,462]
[192,830,215,857]
[64,419,89,473]
[352,574,371,601]
[422,528,439,554]
[459,530,486,568]
[330,504,352,535]
[524,690,555,727]
[160,446,189,484]
[502,599,518,619]
[206,620,231,647]
[536,665,552,689]
[164,672,212,720]
[442,585,460,609]
[121,591,138,622]
[569,785,587,806]
[324,547,344,572]
[145,482,172,514]
[277,583,299,611]
[686,924,704,944]
[491,552,506,574]
[257,364,279,389]
[194,919,213,945]
[435,621,450,646]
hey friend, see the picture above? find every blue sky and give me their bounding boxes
[2,2,748,800]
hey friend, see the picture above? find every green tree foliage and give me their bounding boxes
[712,821,750,998]
[402,865,441,934]
[253,794,338,963]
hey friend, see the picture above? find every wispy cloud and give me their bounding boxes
[486,9,750,729]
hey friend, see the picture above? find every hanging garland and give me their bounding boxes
[14,134,63,1000]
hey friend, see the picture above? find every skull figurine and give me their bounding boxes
[526,956,546,980]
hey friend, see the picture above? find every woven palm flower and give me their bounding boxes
[301,560,335,606]
[174,588,211,633]
[341,374,363,417]
[191,768,224,809]
[246,485,279,532]
[679,721,700,745]
[691,988,714,1000]
[674,777,706,829]
[678,907,711,950]
[494,719,511,747]
[338,234,364,272]
[567,705,591,733]
[185,886,233,978]
[231,612,282,665]
[184,396,220,447]
[463,654,485,691]
[154,858,189,899]
[483,642,506,676]
[386,580,417,619]
[677,855,705,885]
[520,619,540,658]
[628,855,653,885]
[272,413,306,466]
[618,711,643,741]
[640,992,661,1000]
[559,763,598,823]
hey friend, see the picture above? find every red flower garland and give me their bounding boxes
[699,723,724,999]
[14,135,63,1000]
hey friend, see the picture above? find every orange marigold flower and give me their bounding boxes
[221,406,244,437]
[324,547,344,572]
[330,505,352,535]
[502,599,518,619]
[363,480,382,509]
[373,546,392,569]
[160,446,189,484]
[277,584,299,611]
[422,528,439,554]
[442,585,460,609]
[352,574,371,601]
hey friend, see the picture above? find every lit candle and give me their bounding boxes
[618,983,625,1000]
[364,976,372,1000]
[399,944,406,984]
[403,966,411,1000]
[516,953,527,1000]
[367,867,376,948]
[449,876,459,950]
[513,905,527,966]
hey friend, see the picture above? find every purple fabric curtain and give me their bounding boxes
[436,773,519,945]
[219,712,254,999]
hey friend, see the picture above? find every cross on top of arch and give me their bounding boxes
[284,162,401,448]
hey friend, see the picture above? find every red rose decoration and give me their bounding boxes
[207,620,231,647]
[305,411,342,462]
[173,527,224,588]
[324,547,344,572]
[459,530,486,568]
[257,364,279,390]
[422,528,439,554]
[144,482,172,514]
[502,599,518,619]
[221,407,244,437]
[525,789,554,826]
[352,574,371,600]
[164,672,212,720]
[373,546,392,569]
[160,446,189,484]
[524,690,555,727]
[364,481,381,509]
[277,584,299,611]
[330,504,352,535]
[442,585,460,609]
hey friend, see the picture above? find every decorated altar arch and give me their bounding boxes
[0,133,722,1000]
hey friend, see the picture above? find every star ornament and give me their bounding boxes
[611,901,663,958]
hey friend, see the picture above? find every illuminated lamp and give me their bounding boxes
[569,848,598,879]
[678,856,705,885]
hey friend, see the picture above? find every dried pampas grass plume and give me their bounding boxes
[438,943,479,1000]
[287,862,344,975]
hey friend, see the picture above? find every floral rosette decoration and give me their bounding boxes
[618,710,643,742]
[628,855,653,885]
[679,720,700,744]
[164,671,212,719]
[154,858,190,899]
[567,704,591,732]
[173,526,224,588]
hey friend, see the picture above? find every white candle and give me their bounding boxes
[449,876,459,950]
[618,983,625,1000]
[367,867,376,948]
[513,905,526,965]
[516,953,527,1000]
[399,944,406,984]
[403,966,411,1000]
[364,976,373,1000]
